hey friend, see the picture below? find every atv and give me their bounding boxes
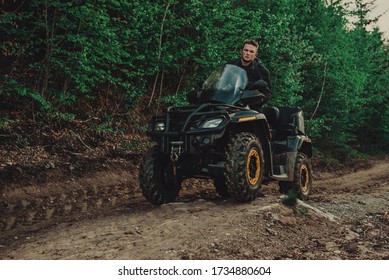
[139,64,313,205]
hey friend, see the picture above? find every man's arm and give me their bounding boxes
[259,64,271,88]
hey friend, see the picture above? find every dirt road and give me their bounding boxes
[0,155,388,260]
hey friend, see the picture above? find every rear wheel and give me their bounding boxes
[278,153,312,200]
[139,150,181,205]
[225,132,264,202]
[293,153,312,200]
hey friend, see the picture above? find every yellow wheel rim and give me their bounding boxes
[299,165,310,193]
[246,149,260,185]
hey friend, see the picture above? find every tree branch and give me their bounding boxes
[148,2,171,107]
[311,62,327,120]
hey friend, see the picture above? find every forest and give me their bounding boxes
[1,0,388,162]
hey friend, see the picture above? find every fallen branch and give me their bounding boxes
[70,131,92,151]
[297,199,340,223]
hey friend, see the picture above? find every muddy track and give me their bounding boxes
[0,156,388,260]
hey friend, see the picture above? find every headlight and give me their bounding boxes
[201,118,223,128]
[154,122,165,131]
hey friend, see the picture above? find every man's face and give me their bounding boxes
[241,43,258,63]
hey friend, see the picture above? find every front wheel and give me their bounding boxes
[139,150,181,205]
[225,132,264,202]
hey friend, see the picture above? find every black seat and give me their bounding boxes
[262,106,305,140]
[275,107,304,139]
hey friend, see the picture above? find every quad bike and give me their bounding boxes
[139,64,313,205]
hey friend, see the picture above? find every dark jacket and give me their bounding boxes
[228,58,271,88]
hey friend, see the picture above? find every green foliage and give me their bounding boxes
[94,116,123,136]
[0,0,388,158]
[160,93,188,107]
[0,115,17,130]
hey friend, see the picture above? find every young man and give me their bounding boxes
[229,39,271,105]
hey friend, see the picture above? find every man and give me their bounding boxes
[229,39,271,105]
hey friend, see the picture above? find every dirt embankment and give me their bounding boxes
[0,150,388,260]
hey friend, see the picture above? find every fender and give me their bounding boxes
[229,111,273,176]
[230,110,267,123]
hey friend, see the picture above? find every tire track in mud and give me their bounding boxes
[0,163,142,239]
